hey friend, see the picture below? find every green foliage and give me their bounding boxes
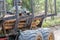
[6,0,12,4]
[22,0,31,11]
[42,18,60,27]
[56,0,60,12]
[6,0,13,10]
[33,0,45,13]
[6,0,60,13]
[22,0,56,14]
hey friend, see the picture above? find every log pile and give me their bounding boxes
[3,15,41,30]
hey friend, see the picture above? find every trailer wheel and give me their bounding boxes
[19,30,43,40]
[41,28,54,40]
[36,32,43,40]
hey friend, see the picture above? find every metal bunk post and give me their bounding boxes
[14,0,19,31]
[14,0,20,40]
[45,0,48,17]
[28,0,34,27]
[54,0,57,15]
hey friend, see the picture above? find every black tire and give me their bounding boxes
[39,28,54,40]
[19,30,43,40]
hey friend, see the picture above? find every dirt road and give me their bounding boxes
[54,30,60,40]
[50,25,60,40]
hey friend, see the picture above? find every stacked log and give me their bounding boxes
[3,18,41,30]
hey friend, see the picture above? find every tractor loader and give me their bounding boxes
[0,0,56,40]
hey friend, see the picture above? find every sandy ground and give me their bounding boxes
[50,25,60,40]
[54,30,60,40]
